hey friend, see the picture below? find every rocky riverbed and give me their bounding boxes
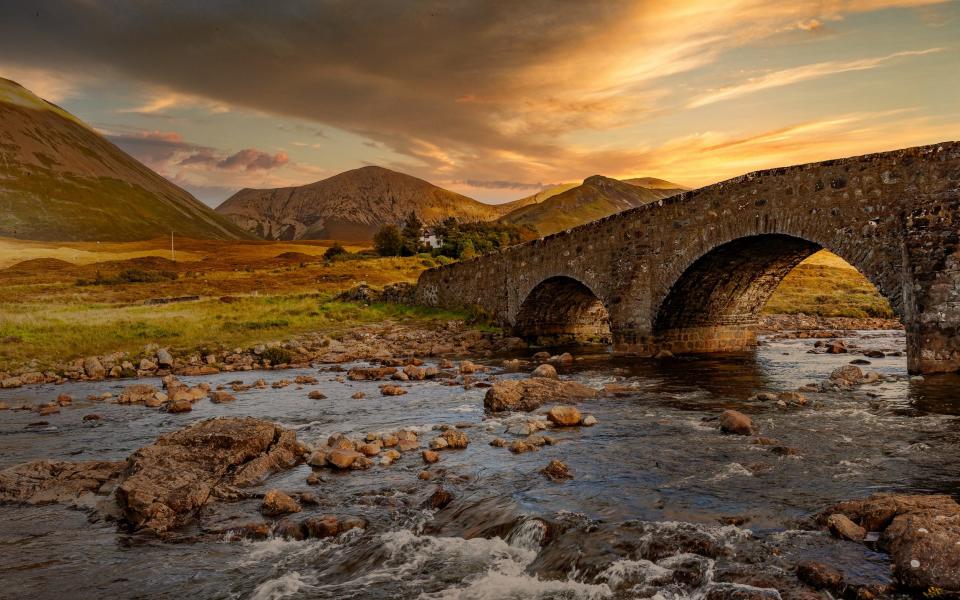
[1,328,959,599]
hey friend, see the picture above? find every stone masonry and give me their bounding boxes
[415,142,960,374]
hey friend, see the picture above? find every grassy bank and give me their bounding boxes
[0,294,489,370]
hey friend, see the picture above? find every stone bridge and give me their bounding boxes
[415,142,960,374]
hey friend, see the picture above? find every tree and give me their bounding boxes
[373,224,404,256]
[460,239,477,260]
[324,242,348,260]
[401,211,424,256]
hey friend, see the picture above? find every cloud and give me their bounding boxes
[0,0,953,197]
[688,48,944,108]
[460,179,564,191]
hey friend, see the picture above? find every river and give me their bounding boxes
[1,330,959,599]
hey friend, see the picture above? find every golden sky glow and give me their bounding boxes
[0,0,957,204]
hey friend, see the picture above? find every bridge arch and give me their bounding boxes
[649,233,899,353]
[513,276,611,345]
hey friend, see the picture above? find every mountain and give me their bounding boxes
[493,183,579,214]
[498,175,687,236]
[0,78,250,242]
[216,166,506,241]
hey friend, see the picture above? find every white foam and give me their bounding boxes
[249,571,309,600]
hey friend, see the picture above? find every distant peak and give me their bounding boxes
[582,174,619,186]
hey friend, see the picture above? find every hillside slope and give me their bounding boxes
[498,175,686,236]
[216,166,507,241]
[0,78,251,242]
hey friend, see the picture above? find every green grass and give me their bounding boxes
[0,294,494,371]
[764,262,894,319]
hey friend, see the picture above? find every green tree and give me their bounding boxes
[401,211,424,256]
[460,239,477,260]
[373,224,404,256]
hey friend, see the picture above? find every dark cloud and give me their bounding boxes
[217,148,289,171]
[108,131,288,173]
[0,0,643,183]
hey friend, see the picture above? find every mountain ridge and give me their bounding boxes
[0,78,251,242]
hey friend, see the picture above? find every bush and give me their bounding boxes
[324,243,348,260]
[260,346,293,365]
[373,224,404,256]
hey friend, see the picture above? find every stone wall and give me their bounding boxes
[415,142,960,373]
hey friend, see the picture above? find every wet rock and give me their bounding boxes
[261,489,301,516]
[703,582,781,600]
[777,391,806,406]
[351,391,366,399]
[156,348,174,368]
[549,352,574,366]
[541,459,572,481]
[83,356,106,379]
[827,340,848,354]
[830,365,864,385]
[308,390,327,400]
[509,440,538,454]
[749,392,778,402]
[347,367,397,381]
[719,410,753,435]
[305,472,322,485]
[232,521,272,540]
[116,417,303,533]
[274,519,307,540]
[418,471,433,480]
[531,363,558,379]
[350,456,374,470]
[82,413,101,421]
[459,360,480,374]
[56,393,72,406]
[38,404,60,416]
[209,390,236,403]
[0,460,124,504]
[864,350,886,358]
[119,383,159,405]
[429,437,449,450]
[327,449,362,469]
[307,450,328,467]
[303,515,340,538]
[422,450,440,464]
[546,405,582,426]
[484,378,598,412]
[440,429,469,449]
[797,561,844,591]
[380,385,407,396]
[581,414,598,426]
[827,513,866,541]
[380,449,401,465]
[819,493,960,593]
[397,439,419,452]
[490,438,508,448]
[502,359,522,372]
[850,358,871,365]
[166,399,192,413]
[422,486,454,510]
[358,442,381,457]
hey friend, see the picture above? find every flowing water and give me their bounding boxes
[2,330,959,599]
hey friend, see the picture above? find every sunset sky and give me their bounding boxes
[0,1,957,205]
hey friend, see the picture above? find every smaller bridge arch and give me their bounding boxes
[513,276,611,345]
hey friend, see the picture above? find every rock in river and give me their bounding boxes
[116,417,304,533]
[0,460,124,505]
[260,489,301,516]
[546,405,582,426]
[484,378,598,412]
[530,363,558,379]
[719,410,753,435]
[818,493,960,593]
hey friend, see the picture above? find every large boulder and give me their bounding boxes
[83,356,105,379]
[115,417,304,533]
[818,493,960,593]
[484,379,598,412]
